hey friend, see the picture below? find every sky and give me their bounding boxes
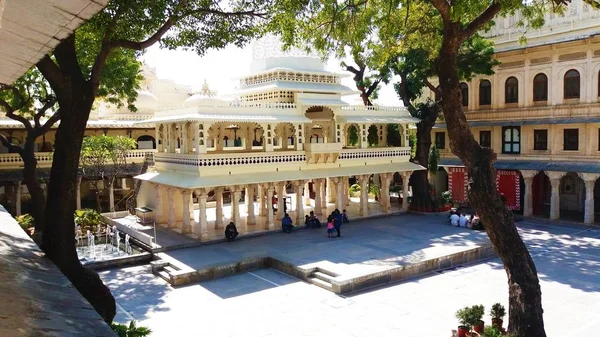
[141,43,403,106]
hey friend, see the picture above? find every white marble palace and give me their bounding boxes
[134,36,423,240]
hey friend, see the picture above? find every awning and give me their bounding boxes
[338,116,421,124]
[136,113,312,124]
[136,162,425,189]
[439,158,600,173]
[435,116,600,128]
[297,97,348,106]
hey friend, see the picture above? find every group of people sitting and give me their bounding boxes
[448,209,483,230]
[224,209,351,241]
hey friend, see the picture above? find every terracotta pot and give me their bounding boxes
[491,318,503,329]
[457,326,469,337]
[473,320,484,333]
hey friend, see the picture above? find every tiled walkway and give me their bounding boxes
[100,216,600,337]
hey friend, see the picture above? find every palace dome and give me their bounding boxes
[135,90,160,111]
[184,80,226,107]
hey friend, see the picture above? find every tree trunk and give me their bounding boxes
[41,84,116,324]
[21,136,46,242]
[435,24,546,337]
[410,120,435,207]
[95,188,102,212]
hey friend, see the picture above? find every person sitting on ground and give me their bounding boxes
[282,213,294,233]
[458,212,468,228]
[450,212,459,227]
[342,209,349,223]
[305,215,312,228]
[225,221,239,241]
[309,211,321,228]
[326,215,335,238]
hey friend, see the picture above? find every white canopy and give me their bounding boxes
[338,116,421,124]
[136,113,312,124]
[135,162,425,189]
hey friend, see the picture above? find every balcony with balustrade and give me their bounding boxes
[0,149,154,169]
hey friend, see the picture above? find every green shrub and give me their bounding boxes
[389,185,402,193]
[455,305,485,331]
[74,208,102,233]
[482,326,503,337]
[349,184,361,193]
[111,320,152,337]
[490,303,506,320]
[16,214,34,231]
[368,183,380,197]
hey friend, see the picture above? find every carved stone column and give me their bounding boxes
[265,183,275,230]
[547,171,566,220]
[580,173,600,224]
[332,177,344,211]
[181,122,189,154]
[76,176,82,210]
[246,185,256,225]
[276,181,286,221]
[401,171,413,212]
[344,177,350,207]
[166,187,176,228]
[294,180,307,224]
[520,170,537,217]
[15,181,21,216]
[181,189,192,234]
[320,178,327,210]
[326,178,336,203]
[257,184,266,216]
[108,182,115,211]
[215,187,224,229]
[357,175,369,216]
[154,184,164,224]
[196,188,209,240]
[304,181,312,206]
[380,173,392,213]
[231,185,243,229]
[314,179,323,216]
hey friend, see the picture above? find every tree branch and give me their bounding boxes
[90,4,126,91]
[6,110,32,131]
[53,35,85,84]
[32,110,61,139]
[33,96,57,128]
[366,79,381,96]
[428,0,451,23]
[36,56,66,99]
[424,78,440,97]
[461,1,502,40]
[398,72,415,111]
[0,134,23,155]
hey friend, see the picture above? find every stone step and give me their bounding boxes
[315,268,338,278]
[163,265,179,274]
[308,276,333,291]
[313,271,335,283]
[156,270,171,283]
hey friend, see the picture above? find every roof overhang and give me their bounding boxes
[136,162,425,189]
[0,0,109,85]
[136,113,312,124]
[297,97,348,107]
[435,116,600,128]
[440,158,600,174]
[227,81,359,97]
[338,116,421,124]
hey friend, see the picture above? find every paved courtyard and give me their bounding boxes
[100,215,600,337]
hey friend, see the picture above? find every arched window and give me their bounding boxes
[479,80,492,105]
[505,77,519,103]
[533,73,548,102]
[564,69,580,99]
[460,83,469,107]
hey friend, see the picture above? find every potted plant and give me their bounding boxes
[456,305,485,337]
[481,326,503,337]
[490,303,506,330]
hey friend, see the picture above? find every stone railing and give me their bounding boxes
[339,147,411,160]
[456,103,600,122]
[155,146,412,169]
[0,149,156,169]
[228,101,297,109]
[440,151,600,162]
[340,105,407,112]
[154,151,306,167]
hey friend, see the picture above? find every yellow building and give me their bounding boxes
[430,2,600,224]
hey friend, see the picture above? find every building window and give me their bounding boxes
[479,80,492,105]
[502,126,520,154]
[460,83,469,107]
[533,73,548,101]
[505,77,518,103]
[563,129,579,151]
[479,131,491,148]
[533,130,548,150]
[435,132,446,149]
[564,69,580,99]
